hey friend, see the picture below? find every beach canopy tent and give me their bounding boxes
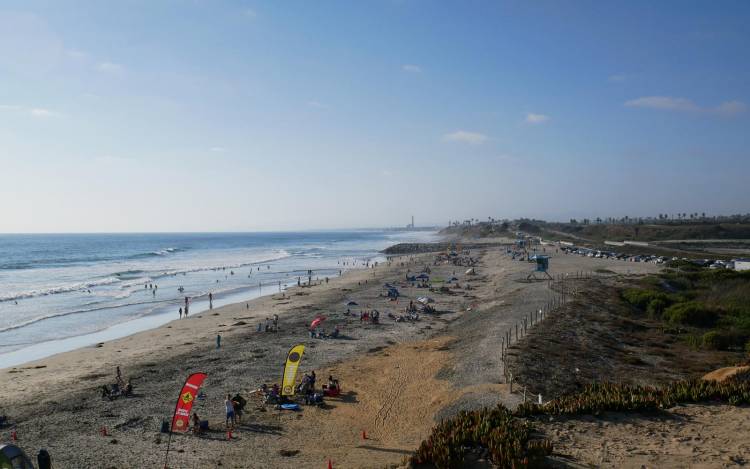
[406,275,416,282]
[345,301,358,306]
[0,444,35,469]
[386,287,400,298]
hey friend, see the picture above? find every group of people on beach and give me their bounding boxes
[178,296,190,319]
[257,314,279,332]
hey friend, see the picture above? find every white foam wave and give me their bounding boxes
[155,249,292,277]
[152,247,179,256]
[120,277,153,288]
[0,276,122,302]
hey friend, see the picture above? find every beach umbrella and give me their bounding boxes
[310,316,326,329]
[346,301,358,306]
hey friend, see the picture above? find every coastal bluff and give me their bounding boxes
[382,242,503,254]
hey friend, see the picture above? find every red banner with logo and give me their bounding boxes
[170,372,207,432]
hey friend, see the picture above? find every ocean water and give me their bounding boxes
[0,230,437,368]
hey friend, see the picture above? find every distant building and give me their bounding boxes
[406,215,414,229]
[735,259,750,271]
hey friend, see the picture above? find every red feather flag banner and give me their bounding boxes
[164,372,207,468]
[171,372,207,432]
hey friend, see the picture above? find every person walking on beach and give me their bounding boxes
[184,297,189,316]
[179,307,183,319]
[216,334,221,349]
[209,292,213,310]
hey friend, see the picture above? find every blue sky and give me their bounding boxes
[1,0,748,232]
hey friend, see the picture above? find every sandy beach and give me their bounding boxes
[2,241,676,468]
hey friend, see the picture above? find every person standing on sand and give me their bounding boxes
[184,297,189,316]
[209,292,213,310]
[179,307,182,319]
[224,394,235,428]
[216,334,221,349]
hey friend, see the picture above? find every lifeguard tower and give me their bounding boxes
[527,254,552,280]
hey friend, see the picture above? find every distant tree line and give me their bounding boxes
[568,213,750,225]
[447,213,750,230]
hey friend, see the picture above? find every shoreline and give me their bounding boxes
[0,254,392,399]
[0,249,398,370]
[0,262,379,371]
[0,277,303,370]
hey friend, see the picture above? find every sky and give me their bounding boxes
[0,0,748,232]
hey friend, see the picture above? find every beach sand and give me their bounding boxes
[2,245,665,468]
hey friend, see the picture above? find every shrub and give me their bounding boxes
[647,298,668,318]
[663,301,718,327]
[622,289,671,310]
[416,379,750,467]
[411,405,550,468]
[702,331,723,350]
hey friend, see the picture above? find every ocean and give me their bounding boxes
[0,230,437,368]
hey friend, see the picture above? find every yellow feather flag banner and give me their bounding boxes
[281,344,305,396]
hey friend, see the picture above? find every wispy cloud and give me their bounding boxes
[608,74,628,83]
[243,8,257,19]
[402,64,422,73]
[625,96,698,112]
[625,96,746,116]
[525,112,549,124]
[714,100,747,117]
[29,108,60,118]
[0,105,62,118]
[97,61,124,73]
[209,147,227,153]
[443,130,488,145]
